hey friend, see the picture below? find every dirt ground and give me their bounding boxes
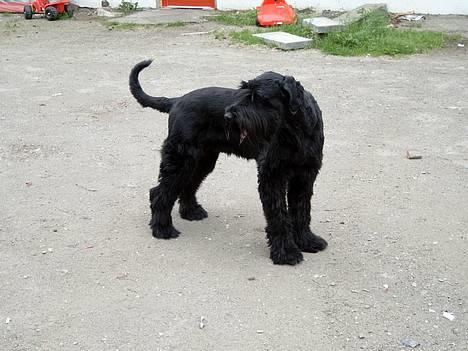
[0,13,467,351]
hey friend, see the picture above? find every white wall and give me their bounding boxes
[217,0,468,15]
[73,0,156,8]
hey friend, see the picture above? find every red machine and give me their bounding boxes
[0,0,72,20]
[23,0,72,20]
[256,0,297,27]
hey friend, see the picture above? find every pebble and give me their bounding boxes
[442,311,455,321]
[402,338,420,348]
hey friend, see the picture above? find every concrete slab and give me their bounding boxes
[303,17,344,33]
[335,3,387,24]
[253,32,312,50]
[112,8,212,25]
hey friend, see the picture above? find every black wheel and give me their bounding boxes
[45,6,58,21]
[64,4,74,17]
[24,5,33,20]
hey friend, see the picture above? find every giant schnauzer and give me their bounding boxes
[129,60,327,265]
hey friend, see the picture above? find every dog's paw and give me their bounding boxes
[296,232,328,253]
[152,225,180,239]
[270,246,304,265]
[179,204,208,221]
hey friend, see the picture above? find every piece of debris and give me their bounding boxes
[181,30,215,36]
[442,311,455,321]
[116,272,129,280]
[358,334,365,339]
[256,330,264,334]
[75,183,98,192]
[406,150,422,160]
[329,282,336,286]
[383,284,389,292]
[25,181,33,187]
[199,316,206,329]
[457,43,465,48]
[96,8,117,17]
[398,14,425,21]
[247,277,256,281]
[402,338,420,348]
[303,17,343,33]
[253,32,312,50]
[5,317,11,324]
[52,92,63,97]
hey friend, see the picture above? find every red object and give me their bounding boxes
[0,0,72,20]
[256,0,297,27]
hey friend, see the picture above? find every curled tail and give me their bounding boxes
[129,60,174,113]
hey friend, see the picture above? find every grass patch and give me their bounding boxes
[315,11,446,56]
[230,29,267,45]
[104,20,185,30]
[165,21,185,27]
[207,10,257,26]
[117,0,139,15]
[214,9,449,56]
[105,21,141,30]
[58,12,73,20]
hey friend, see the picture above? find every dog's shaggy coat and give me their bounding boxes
[129,60,327,265]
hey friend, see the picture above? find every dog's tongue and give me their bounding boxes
[239,129,248,145]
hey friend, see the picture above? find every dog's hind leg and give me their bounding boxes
[287,171,328,253]
[149,141,196,239]
[258,168,303,265]
[179,151,219,221]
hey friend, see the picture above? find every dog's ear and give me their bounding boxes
[281,76,301,115]
[240,80,249,89]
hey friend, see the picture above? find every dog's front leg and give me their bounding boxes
[258,169,303,265]
[287,172,328,253]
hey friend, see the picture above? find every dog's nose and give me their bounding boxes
[224,111,233,120]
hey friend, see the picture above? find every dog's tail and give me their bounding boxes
[129,60,174,113]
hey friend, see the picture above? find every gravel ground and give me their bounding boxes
[0,14,467,351]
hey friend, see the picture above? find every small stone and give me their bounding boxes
[358,334,365,339]
[199,316,206,329]
[256,330,264,334]
[5,317,11,324]
[443,311,455,321]
[247,277,256,281]
[402,338,420,348]
[329,282,336,287]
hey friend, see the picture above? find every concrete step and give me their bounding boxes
[303,17,344,33]
[253,31,312,50]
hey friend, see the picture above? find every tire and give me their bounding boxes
[64,4,74,17]
[45,6,58,21]
[24,5,33,20]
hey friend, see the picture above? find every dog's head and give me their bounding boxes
[224,72,307,145]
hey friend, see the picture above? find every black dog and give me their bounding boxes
[129,60,327,265]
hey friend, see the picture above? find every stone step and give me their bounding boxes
[253,32,312,50]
